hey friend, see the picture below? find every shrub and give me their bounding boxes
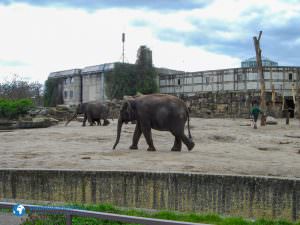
[0,98,33,119]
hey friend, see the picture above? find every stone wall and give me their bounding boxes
[184,91,285,118]
[0,170,299,221]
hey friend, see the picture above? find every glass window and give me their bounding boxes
[64,91,68,98]
[70,90,73,98]
[206,77,209,84]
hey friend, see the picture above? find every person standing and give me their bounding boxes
[251,101,263,129]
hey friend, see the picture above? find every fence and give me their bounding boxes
[0,202,205,225]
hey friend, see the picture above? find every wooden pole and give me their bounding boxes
[272,84,275,107]
[295,72,300,123]
[253,31,266,126]
[253,31,266,110]
[292,83,296,113]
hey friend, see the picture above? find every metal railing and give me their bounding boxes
[0,202,206,225]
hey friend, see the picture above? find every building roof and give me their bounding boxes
[48,69,81,78]
[48,63,116,78]
[242,56,277,63]
[82,63,115,74]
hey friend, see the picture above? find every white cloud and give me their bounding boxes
[4,0,299,83]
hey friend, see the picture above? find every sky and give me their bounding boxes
[0,0,299,83]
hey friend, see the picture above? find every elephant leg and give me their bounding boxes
[181,134,195,151]
[87,115,94,126]
[82,114,87,126]
[103,119,110,126]
[171,135,182,151]
[130,123,142,150]
[141,124,156,151]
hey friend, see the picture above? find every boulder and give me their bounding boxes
[18,117,58,129]
[266,116,278,125]
[0,119,17,130]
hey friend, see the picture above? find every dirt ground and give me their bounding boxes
[0,118,300,178]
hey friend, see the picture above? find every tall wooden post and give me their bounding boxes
[253,31,266,125]
[296,71,300,122]
[253,31,266,110]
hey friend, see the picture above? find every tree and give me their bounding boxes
[105,46,159,99]
[43,78,63,106]
[135,45,158,94]
[253,31,266,112]
[0,74,43,105]
[105,63,137,99]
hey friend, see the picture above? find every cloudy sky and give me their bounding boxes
[0,0,299,83]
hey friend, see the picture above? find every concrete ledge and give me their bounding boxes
[0,170,299,221]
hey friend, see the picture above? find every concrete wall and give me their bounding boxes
[159,67,300,97]
[0,170,299,221]
[184,91,285,118]
[63,76,82,105]
[82,73,106,103]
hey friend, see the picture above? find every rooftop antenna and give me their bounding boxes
[122,33,125,63]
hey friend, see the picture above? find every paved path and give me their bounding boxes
[0,212,27,225]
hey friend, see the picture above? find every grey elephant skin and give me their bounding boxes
[113,94,195,151]
[65,101,110,126]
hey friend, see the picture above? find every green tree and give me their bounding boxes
[105,63,137,99]
[105,46,159,99]
[0,75,43,105]
[135,45,158,94]
[43,78,63,106]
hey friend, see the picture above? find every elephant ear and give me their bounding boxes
[126,100,132,114]
[122,100,136,121]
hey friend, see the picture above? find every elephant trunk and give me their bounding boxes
[65,112,78,126]
[112,118,123,149]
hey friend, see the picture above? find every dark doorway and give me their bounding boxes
[285,97,295,118]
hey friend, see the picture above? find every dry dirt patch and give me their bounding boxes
[0,118,299,178]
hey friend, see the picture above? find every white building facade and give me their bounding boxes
[159,66,300,98]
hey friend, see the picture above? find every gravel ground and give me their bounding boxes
[1,118,299,178]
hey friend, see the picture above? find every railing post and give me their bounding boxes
[66,214,72,225]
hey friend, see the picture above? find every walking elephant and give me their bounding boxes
[65,101,110,126]
[113,94,195,151]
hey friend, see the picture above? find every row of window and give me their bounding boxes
[169,73,295,86]
[64,90,73,99]
[64,77,74,85]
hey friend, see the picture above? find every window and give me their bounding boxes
[70,90,73,98]
[206,77,210,84]
[64,78,68,85]
[64,91,68,99]
[70,77,74,83]
[237,74,243,82]
[289,73,293,81]
[177,79,181,85]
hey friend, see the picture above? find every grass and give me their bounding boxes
[21,203,300,225]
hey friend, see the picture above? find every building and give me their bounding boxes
[159,66,299,98]
[49,63,115,105]
[159,63,300,118]
[241,57,278,68]
[48,58,300,115]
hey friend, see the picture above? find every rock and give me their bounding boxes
[18,117,58,129]
[266,116,278,125]
[56,104,72,111]
[0,119,17,130]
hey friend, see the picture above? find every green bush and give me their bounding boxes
[0,98,33,119]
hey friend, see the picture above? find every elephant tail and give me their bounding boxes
[187,109,192,139]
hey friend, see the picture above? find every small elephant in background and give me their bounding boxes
[113,94,195,151]
[65,101,110,126]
